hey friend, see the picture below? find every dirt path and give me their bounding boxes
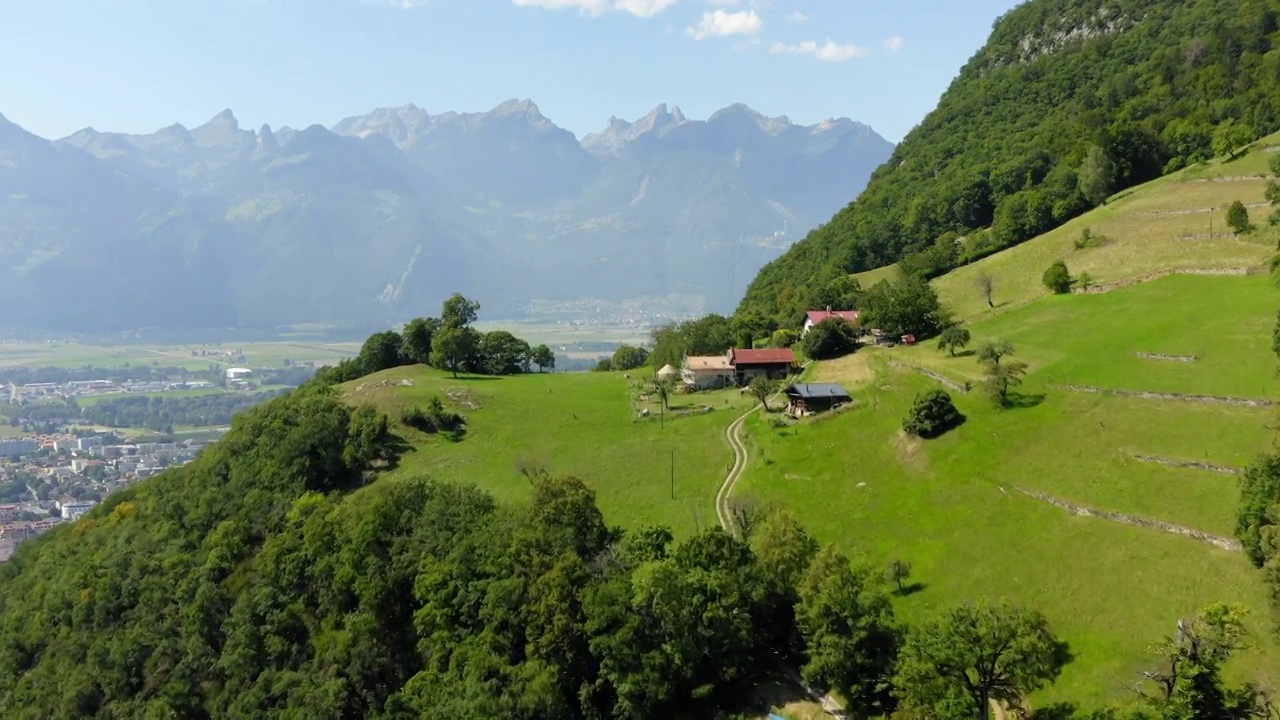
[715,406,757,533]
[714,380,849,719]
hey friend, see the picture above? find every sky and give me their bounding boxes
[0,0,1023,144]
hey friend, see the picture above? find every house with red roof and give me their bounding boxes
[803,309,860,336]
[728,348,795,385]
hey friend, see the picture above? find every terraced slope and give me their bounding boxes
[932,133,1280,321]
[736,273,1280,710]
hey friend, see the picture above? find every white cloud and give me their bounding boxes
[884,35,903,51]
[769,39,870,62]
[787,11,808,23]
[686,9,763,40]
[511,0,677,16]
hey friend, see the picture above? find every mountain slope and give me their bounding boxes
[738,0,1280,325]
[929,131,1280,321]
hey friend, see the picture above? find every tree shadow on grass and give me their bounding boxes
[894,581,927,597]
[949,349,976,359]
[918,413,967,439]
[1003,392,1046,409]
[1033,702,1079,720]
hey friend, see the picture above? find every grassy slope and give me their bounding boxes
[738,274,1280,709]
[342,366,755,538]
[932,134,1280,322]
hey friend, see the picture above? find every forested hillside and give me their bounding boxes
[738,0,1280,324]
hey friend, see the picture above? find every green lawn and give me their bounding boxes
[343,367,755,538]
[903,274,1280,398]
[736,275,1280,711]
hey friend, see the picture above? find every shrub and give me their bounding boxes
[1226,200,1253,234]
[1073,228,1105,250]
[1042,260,1072,294]
[401,396,465,436]
[902,390,962,439]
[770,328,799,348]
[801,317,860,360]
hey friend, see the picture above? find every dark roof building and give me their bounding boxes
[783,382,852,415]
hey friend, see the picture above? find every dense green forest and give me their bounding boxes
[738,0,1280,325]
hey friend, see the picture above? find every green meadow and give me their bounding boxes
[342,366,755,538]
[738,274,1280,710]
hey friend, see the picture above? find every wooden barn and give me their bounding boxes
[783,383,852,417]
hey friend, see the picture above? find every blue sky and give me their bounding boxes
[1,0,1022,143]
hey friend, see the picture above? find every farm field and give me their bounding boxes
[915,132,1280,322]
[342,366,754,538]
[736,274,1280,711]
[0,339,361,370]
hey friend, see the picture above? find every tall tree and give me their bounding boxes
[1077,144,1117,207]
[357,330,405,374]
[531,344,555,373]
[478,331,531,376]
[430,326,479,378]
[894,600,1065,720]
[612,345,650,371]
[1136,604,1272,719]
[441,293,481,329]
[975,272,996,308]
[796,545,899,717]
[400,317,440,366]
[748,377,777,411]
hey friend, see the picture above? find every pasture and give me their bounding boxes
[736,274,1280,710]
[342,366,753,538]
[927,132,1280,322]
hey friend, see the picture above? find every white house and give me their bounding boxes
[225,367,254,380]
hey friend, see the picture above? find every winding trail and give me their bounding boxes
[715,405,757,534]
[713,386,850,719]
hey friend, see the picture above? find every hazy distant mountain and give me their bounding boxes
[0,101,892,332]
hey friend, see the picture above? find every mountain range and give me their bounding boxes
[0,100,893,333]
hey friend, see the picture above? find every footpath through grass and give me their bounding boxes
[343,366,754,538]
[737,274,1280,710]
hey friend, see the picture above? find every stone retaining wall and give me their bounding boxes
[886,361,968,393]
[1132,352,1197,362]
[1075,267,1257,295]
[1061,384,1274,407]
[1016,488,1241,551]
[1131,454,1239,475]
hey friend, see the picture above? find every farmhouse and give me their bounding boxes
[783,383,852,417]
[225,367,253,380]
[802,309,860,335]
[681,356,734,390]
[729,348,795,385]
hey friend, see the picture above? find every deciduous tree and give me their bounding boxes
[531,344,555,372]
[796,546,899,716]
[894,600,1065,720]
[976,272,996,308]
[748,377,777,411]
[1042,259,1073,294]
[936,326,971,356]
[430,326,479,378]
[400,317,440,365]
[1078,144,1117,206]
[441,293,481,329]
